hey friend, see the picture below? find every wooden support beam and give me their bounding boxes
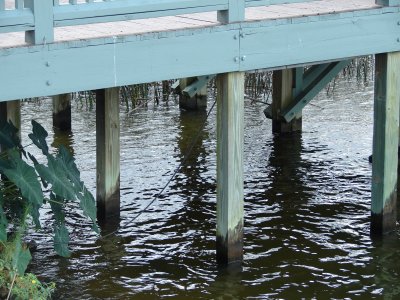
[0,100,21,143]
[178,77,208,110]
[272,69,302,133]
[53,94,72,131]
[371,52,400,235]
[96,88,120,225]
[216,72,244,265]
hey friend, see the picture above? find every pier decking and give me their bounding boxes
[1,0,400,265]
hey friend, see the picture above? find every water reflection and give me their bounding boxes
[24,70,400,299]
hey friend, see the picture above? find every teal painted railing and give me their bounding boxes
[0,0,395,45]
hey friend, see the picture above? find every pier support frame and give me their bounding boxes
[53,94,71,131]
[371,52,400,235]
[216,72,244,265]
[96,88,120,225]
[0,100,21,147]
[272,69,302,133]
[178,77,207,110]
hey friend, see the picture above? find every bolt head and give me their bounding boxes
[46,81,51,86]
[234,57,239,62]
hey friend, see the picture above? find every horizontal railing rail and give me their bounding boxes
[245,0,317,7]
[0,0,395,44]
[53,0,229,27]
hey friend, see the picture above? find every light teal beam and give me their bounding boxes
[282,60,350,123]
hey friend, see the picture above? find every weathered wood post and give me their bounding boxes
[272,68,302,133]
[216,72,245,265]
[53,94,72,131]
[178,78,207,110]
[371,52,400,235]
[96,88,120,225]
[0,100,21,145]
[216,0,245,266]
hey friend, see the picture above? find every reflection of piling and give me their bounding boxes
[96,88,121,226]
[53,94,72,131]
[370,52,400,235]
[216,72,245,266]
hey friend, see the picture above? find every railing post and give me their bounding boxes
[218,0,245,23]
[375,0,400,5]
[24,0,54,44]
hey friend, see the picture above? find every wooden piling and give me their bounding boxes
[96,88,120,224]
[216,72,245,265]
[371,52,400,235]
[0,100,21,142]
[178,78,207,110]
[53,94,72,131]
[272,69,302,133]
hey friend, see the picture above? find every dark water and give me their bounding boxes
[22,73,400,299]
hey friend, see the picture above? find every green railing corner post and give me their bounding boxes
[375,0,400,5]
[24,0,54,44]
[218,0,245,23]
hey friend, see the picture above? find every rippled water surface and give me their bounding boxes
[22,72,400,299]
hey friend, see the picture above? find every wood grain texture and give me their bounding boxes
[216,72,245,265]
[96,88,120,223]
[52,93,71,131]
[272,69,302,133]
[371,52,400,235]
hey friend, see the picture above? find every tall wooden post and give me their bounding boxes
[96,88,120,224]
[178,78,207,110]
[272,69,302,133]
[53,94,72,131]
[371,52,400,235]
[216,72,245,265]
[0,100,21,147]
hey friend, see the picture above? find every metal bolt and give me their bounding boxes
[46,81,51,86]
[398,21,400,25]
[241,55,246,61]
[398,38,400,42]
[234,35,238,40]
[234,56,239,62]
[45,61,50,67]
[240,33,245,38]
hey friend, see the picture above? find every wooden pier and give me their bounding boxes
[0,0,399,265]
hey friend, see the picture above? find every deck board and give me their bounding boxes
[0,0,379,49]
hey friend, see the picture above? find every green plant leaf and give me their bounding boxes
[2,156,43,208]
[28,120,49,156]
[78,187,97,224]
[35,156,76,201]
[0,206,7,243]
[49,192,65,225]
[12,241,32,276]
[57,146,83,190]
[54,225,70,257]
[0,121,20,150]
